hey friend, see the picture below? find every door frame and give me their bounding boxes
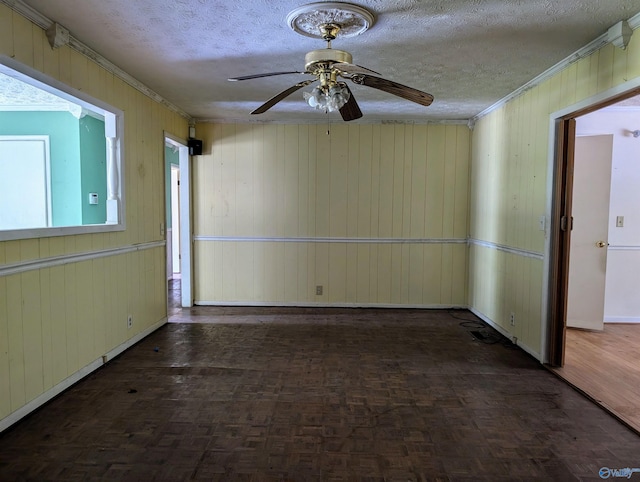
[164,132,193,307]
[545,82,640,366]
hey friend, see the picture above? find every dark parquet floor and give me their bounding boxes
[1,296,639,480]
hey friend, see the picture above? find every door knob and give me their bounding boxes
[596,241,608,248]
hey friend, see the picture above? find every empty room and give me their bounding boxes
[2,1,640,480]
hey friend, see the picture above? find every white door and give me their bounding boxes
[164,134,191,307]
[566,134,613,330]
[171,165,181,274]
[0,136,51,230]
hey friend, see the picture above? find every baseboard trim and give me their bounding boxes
[604,317,640,323]
[194,300,466,310]
[0,317,167,433]
[469,307,542,361]
[608,245,640,251]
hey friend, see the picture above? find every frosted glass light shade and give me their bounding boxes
[303,84,350,112]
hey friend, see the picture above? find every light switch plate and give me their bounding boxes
[539,215,546,232]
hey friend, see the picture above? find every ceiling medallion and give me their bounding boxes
[287,2,375,39]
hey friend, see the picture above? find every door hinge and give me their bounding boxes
[560,216,573,231]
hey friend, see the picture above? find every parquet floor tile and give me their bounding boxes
[1,307,639,481]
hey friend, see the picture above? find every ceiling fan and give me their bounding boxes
[228,5,433,122]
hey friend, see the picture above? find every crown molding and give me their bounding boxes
[7,0,640,128]
[471,11,640,123]
[194,117,470,126]
[2,0,50,28]
[629,10,640,30]
[471,33,610,123]
[0,0,194,122]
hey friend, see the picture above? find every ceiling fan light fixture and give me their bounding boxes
[303,87,322,108]
[229,2,432,121]
[304,84,350,112]
[329,83,350,107]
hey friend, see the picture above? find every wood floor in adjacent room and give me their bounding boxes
[1,304,639,481]
[551,324,640,434]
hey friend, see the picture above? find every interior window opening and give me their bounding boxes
[0,59,123,241]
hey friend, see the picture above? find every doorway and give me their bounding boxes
[547,88,640,432]
[164,133,192,309]
[548,87,640,366]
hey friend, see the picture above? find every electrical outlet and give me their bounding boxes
[316,285,323,296]
[509,312,515,326]
[127,314,133,329]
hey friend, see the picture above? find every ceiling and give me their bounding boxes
[18,0,640,123]
[0,71,86,117]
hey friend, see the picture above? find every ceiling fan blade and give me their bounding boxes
[251,79,316,115]
[339,84,363,121]
[351,74,434,106]
[228,71,307,81]
[333,63,380,76]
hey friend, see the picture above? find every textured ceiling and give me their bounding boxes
[0,72,82,117]
[19,0,640,123]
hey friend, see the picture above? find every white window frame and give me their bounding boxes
[0,56,125,241]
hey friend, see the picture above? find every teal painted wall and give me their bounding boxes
[80,115,107,225]
[0,111,81,226]
[165,145,179,229]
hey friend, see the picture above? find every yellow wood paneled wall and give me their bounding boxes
[193,123,470,306]
[469,33,640,356]
[0,6,188,422]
